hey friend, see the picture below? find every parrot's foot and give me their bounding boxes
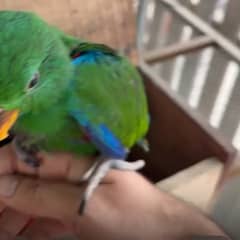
[78,158,145,215]
[13,137,41,168]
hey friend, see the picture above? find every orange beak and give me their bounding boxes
[0,109,19,141]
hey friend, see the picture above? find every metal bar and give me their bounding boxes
[144,35,214,64]
[160,0,240,63]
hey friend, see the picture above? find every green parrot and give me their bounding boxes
[0,11,149,213]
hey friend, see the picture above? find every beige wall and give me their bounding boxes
[0,0,137,58]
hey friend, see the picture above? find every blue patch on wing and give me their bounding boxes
[72,51,104,65]
[70,110,127,159]
[71,51,117,66]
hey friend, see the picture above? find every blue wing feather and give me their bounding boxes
[70,110,127,159]
[72,51,113,65]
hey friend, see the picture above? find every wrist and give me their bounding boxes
[154,190,228,239]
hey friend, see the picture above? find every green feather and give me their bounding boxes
[0,11,149,157]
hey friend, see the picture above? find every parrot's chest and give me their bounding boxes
[15,107,68,136]
[12,101,96,155]
[13,105,80,148]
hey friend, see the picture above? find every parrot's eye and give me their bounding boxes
[27,72,40,90]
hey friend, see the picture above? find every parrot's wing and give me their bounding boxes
[68,43,149,158]
[70,109,127,159]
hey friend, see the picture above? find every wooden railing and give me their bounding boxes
[133,0,240,181]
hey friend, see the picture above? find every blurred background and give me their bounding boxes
[138,0,240,151]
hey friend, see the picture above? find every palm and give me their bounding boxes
[0,144,94,239]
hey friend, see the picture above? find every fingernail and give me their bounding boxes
[0,175,19,197]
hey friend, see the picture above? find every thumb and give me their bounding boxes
[0,175,87,221]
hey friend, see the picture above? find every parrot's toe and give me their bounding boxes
[16,151,41,168]
[13,137,41,168]
[24,156,41,168]
[78,158,145,215]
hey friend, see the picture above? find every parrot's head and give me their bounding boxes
[0,11,73,141]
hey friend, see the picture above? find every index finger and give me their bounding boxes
[0,143,96,182]
[36,151,95,182]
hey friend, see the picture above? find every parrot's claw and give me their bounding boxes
[80,161,99,182]
[24,156,41,168]
[78,158,145,215]
[13,138,41,168]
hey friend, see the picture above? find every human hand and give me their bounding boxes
[0,144,165,240]
[0,144,95,239]
[0,144,228,240]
